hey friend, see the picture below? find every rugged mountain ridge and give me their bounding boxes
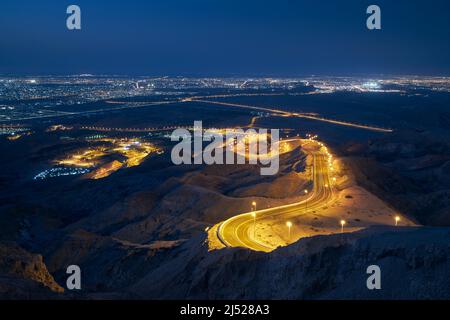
[127,226,449,299]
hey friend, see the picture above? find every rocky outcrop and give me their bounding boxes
[0,242,64,298]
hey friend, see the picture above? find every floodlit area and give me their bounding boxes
[46,138,161,180]
[56,148,105,167]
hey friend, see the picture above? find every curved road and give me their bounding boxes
[216,139,335,252]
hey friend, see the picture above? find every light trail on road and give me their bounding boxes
[189,99,393,133]
[215,139,336,252]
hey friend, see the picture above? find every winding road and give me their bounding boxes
[216,139,336,252]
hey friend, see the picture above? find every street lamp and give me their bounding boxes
[252,201,257,211]
[395,216,400,226]
[340,220,346,233]
[251,212,257,237]
[286,221,292,241]
[304,189,309,212]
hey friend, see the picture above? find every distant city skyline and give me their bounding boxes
[3,73,450,78]
[1,0,450,76]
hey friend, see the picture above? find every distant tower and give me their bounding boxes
[135,81,140,89]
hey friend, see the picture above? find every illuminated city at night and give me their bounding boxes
[0,0,449,314]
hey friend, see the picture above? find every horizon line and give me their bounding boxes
[1,73,450,79]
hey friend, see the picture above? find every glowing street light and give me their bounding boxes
[286,221,293,240]
[395,216,400,226]
[252,201,257,211]
[340,220,346,233]
[304,189,309,212]
[251,212,257,237]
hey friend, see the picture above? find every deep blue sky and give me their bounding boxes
[1,0,450,76]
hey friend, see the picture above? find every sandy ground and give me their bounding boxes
[251,185,416,249]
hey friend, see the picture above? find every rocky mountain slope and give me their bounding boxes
[1,132,449,299]
[343,129,450,226]
[127,226,449,299]
[3,225,448,299]
[0,242,63,299]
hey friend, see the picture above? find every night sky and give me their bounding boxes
[1,0,450,76]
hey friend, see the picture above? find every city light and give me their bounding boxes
[33,167,90,180]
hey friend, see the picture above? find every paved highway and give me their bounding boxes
[189,99,393,133]
[216,139,336,252]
